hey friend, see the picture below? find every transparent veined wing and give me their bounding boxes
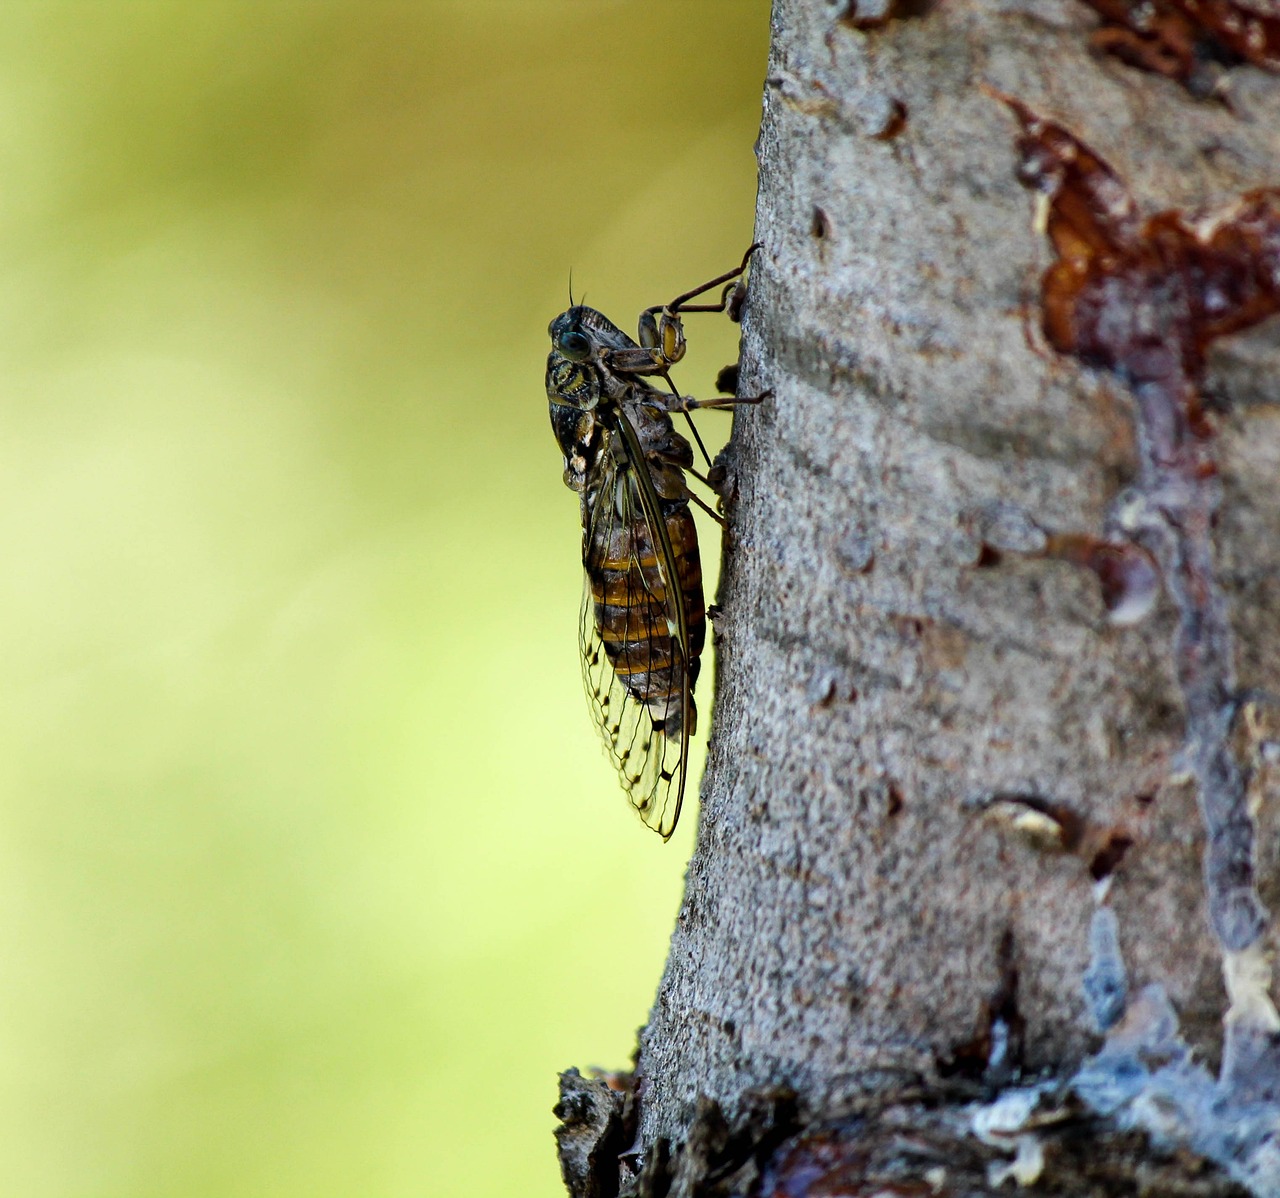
[578,430,694,839]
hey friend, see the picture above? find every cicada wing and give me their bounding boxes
[579,455,690,839]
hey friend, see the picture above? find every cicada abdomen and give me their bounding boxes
[588,485,705,739]
[578,433,706,836]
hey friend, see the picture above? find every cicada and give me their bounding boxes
[545,247,762,838]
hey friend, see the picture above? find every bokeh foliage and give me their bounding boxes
[0,2,768,1194]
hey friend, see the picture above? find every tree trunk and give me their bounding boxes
[558,2,1280,1194]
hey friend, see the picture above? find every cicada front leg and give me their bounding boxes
[616,244,768,475]
[600,244,761,379]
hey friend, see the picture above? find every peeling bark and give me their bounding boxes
[558,0,1280,1193]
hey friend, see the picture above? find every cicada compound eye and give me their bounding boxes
[556,329,592,361]
[549,311,593,362]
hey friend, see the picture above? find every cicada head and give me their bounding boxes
[550,305,635,354]
[545,309,602,410]
[548,309,594,362]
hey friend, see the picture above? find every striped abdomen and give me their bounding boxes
[588,499,704,736]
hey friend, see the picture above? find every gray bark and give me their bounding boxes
[559,1,1280,1194]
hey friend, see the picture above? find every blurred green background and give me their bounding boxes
[0,3,768,1194]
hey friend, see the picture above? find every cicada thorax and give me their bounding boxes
[586,468,705,738]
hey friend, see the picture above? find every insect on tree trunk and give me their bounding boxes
[556,2,1280,1194]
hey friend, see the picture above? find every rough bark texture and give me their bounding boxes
[560,1,1280,1194]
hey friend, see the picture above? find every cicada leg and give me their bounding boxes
[658,389,772,414]
[619,245,767,469]
[644,385,773,468]
[681,470,729,525]
[600,244,762,378]
[639,241,762,364]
